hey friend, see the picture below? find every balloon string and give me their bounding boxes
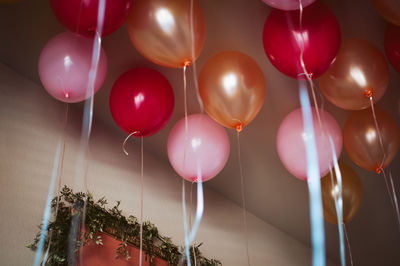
[190,182,197,266]
[34,104,69,266]
[328,138,346,266]
[180,164,204,266]
[139,136,144,266]
[73,0,106,264]
[181,180,191,266]
[122,131,140,155]
[300,81,326,266]
[236,131,251,266]
[343,224,354,266]
[189,0,204,113]
[183,65,189,168]
[368,97,386,170]
[298,1,325,265]
[388,171,400,232]
[382,169,400,232]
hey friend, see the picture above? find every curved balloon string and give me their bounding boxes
[297,1,326,266]
[122,131,140,155]
[236,131,251,266]
[343,224,354,266]
[34,104,69,266]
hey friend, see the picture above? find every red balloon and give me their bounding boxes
[385,24,400,73]
[109,68,175,137]
[262,2,341,79]
[50,0,132,38]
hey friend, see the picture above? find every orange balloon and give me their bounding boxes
[126,0,206,68]
[319,38,389,110]
[343,107,400,173]
[371,0,400,26]
[198,51,266,131]
[321,163,363,224]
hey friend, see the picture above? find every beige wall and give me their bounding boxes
[0,62,337,266]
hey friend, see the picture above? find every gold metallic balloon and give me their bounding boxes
[344,107,400,173]
[321,163,363,224]
[126,0,206,68]
[319,38,389,110]
[198,51,266,131]
[371,0,400,26]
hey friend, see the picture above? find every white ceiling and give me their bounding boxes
[1,0,400,265]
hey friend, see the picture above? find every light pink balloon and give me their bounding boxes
[38,32,107,103]
[262,0,317,10]
[167,114,230,182]
[276,108,342,180]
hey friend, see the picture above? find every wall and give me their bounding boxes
[0,62,337,265]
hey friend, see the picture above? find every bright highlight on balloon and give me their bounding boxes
[222,73,238,96]
[156,8,176,34]
[350,67,367,87]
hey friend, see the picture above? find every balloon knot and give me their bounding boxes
[64,92,70,99]
[308,72,314,79]
[376,166,382,174]
[364,88,373,98]
[235,123,243,132]
[192,177,198,183]
[183,60,192,67]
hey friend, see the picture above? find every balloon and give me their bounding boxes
[321,163,363,224]
[167,114,230,182]
[343,107,400,173]
[385,24,400,73]
[198,51,266,131]
[371,0,400,26]
[261,0,316,11]
[276,108,342,180]
[126,0,206,68]
[262,2,341,79]
[319,38,389,110]
[109,68,174,137]
[38,32,107,103]
[50,0,132,38]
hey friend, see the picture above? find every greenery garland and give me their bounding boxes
[28,186,221,266]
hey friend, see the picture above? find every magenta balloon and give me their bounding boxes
[276,108,342,180]
[262,0,316,11]
[263,2,341,79]
[38,32,107,103]
[167,114,230,182]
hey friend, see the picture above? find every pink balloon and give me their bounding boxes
[38,32,107,103]
[167,114,230,182]
[262,0,316,11]
[276,108,342,180]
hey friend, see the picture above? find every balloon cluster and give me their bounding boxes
[261,1,400,224]
[37,0,400,219]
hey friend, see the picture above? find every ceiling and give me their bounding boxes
[1,0,400,265]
